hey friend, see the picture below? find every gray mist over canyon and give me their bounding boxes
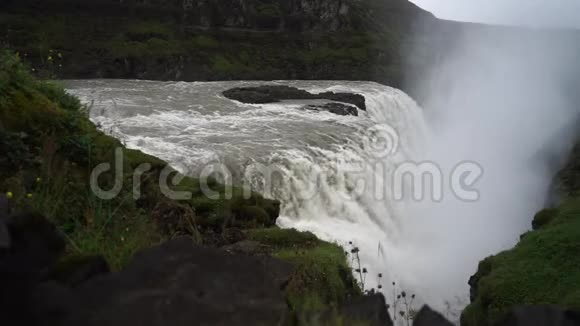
[399,7,580,307]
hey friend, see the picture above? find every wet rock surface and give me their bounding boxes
[303,102,359,116]
[223,85,366,111]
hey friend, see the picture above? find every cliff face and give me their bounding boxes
[1,0,432,31]
[0,0,434,87]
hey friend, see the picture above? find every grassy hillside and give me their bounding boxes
[461,147,580,325]
[0,51,359,317]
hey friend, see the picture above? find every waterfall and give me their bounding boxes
[242,85,441,312]
[67,79,465,316]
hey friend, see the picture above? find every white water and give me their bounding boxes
[65,79,506,319]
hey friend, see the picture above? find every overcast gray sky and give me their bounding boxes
[410,0,580,28]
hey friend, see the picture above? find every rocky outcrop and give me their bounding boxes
[0,0,432,32]
[554,142,580,197]
[3,211,579,326]
[336,293,392,326]
[414,306,454,326]
[0,0,435,88]
[0,212,69,326]
[223,85,366,112]
[0,210,292,326]
[0,210,383,326]
[0,195,10,248]
[67,237,294,326]
[304,103,359,116]
[494,306,580,326]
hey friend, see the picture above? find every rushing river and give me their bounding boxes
[65,79,476,320]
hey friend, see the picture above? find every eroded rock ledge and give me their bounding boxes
[222,85,366,116]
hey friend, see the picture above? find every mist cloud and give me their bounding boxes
[394,2,580,311]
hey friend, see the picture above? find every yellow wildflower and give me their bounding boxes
[27,193,33,199]
[6,192,13,199]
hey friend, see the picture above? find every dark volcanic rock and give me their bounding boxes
[414,305,454,326]
[67,237,293,326]
[5,212,66,271]
[495,306,580,326]
[0,195,10,249]
[0,213,67,326]
[304,102,359,116]
[223,85,313,103]
[338,293,392,326]
[318,91,367,112]
[223,85,366,111]
[48,255,110,288]
[29,281,78,326]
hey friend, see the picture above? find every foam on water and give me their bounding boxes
[66,79,466,318]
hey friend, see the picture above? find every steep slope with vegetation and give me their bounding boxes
[461,144,580,326]
[0,51,360,320]
[0,0,434,87]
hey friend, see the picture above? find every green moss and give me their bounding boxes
[277,242,359,312]
[462,197,580,326]
[247,227,320,249]
[247,227,360,314]
[532,208,558,230]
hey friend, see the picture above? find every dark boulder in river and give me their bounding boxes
[223,85,366,111]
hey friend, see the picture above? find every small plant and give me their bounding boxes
[347,241,367,291]
[388,282,417,325]
[343,240,420,324]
